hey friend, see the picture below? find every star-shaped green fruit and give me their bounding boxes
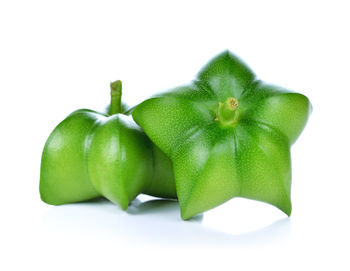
[132,51,312,219]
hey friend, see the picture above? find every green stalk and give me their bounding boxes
[216,97,239,126]
[109,80,122,115]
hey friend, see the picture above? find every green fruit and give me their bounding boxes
[40,81,176,210]
[132,51,312,219]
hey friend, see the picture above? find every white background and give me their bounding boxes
[1,0,349,270]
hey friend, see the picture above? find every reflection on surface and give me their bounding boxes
[127,198,204,222]
[42,195,291,248]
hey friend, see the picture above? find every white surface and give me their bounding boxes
[0,0,349,270]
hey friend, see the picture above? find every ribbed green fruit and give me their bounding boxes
[40,81,176,209]
[132,51,312,219]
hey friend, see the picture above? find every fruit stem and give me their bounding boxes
[216,97,239,126]
[109,80,122,115]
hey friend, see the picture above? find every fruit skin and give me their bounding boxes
[40,109,101,205]
[132,51,312,220]
[39,82,176,209]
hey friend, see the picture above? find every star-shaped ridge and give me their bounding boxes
[133,51,312,219]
